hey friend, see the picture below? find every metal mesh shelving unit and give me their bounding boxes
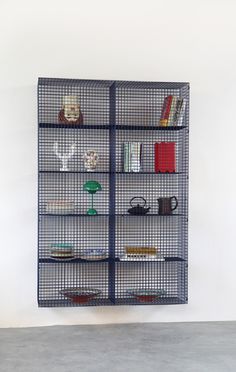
[38,78,189,307]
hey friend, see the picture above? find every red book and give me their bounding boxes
[160,95,173,126]
[155,142,176,173]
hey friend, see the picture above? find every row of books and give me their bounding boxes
[123,142,142,172]
[123,142,176,173]
[160,96,186,127]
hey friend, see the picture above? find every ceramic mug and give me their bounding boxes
[157,196,178,215]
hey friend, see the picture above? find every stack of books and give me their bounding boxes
[159,96,186,127]
[46,200,75,214]
[119,246,165,261]
[123,142,142,172]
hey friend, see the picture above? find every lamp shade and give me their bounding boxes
[83,180,102,194]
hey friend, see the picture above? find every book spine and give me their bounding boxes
[127,142,141,172]
[168,96,177,126]
[159,95,173,126]
[177,99,186,126]
[123,143,129,172]
[172,98,183,126]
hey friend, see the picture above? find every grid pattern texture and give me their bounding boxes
[38,78,189,307]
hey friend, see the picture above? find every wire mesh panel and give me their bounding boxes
[38,78,189,307]
[114,81,189,305]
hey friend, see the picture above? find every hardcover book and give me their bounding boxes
[154,142,176,173]
[159,95,173,126]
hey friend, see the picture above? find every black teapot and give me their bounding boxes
[128,197,151,215]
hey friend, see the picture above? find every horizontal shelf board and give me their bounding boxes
[39,257,185,264]
[115,297,186,306]
[116,171,184,175]
[116,125,186,131]
[39,258,110,264]
[38,298,114,307]
[39,213,109,217]
[38,77,189,90]
[39,213,184,218]
[39,170,184,175]
[39,123,110,130]
[38,297,186,307]
[39,170,110,174]
[39,123,187,131]
[116,214,183,217]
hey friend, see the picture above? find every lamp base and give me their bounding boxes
[87,208,97,215]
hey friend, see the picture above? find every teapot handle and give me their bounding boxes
[170,196,178,211]
[130,196,146,207]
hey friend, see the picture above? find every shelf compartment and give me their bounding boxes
[39,172,109,216]
[38,261,110,305]
[115,261,186,304]
[39,127,109,173]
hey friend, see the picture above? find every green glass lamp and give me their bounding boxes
[83,180,102,215]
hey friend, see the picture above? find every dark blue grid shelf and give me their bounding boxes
[39,123,187,131]
[38,77,189,307]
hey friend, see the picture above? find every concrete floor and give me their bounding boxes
[0,322,236,372]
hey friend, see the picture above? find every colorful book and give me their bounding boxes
[173,98,186,126]
[168,96,177,126]
[159,95,173,126]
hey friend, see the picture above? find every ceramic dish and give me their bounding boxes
[80,249,107,261]
[50,256,76,262]
[127,289,167,303]
[60,287,101,304]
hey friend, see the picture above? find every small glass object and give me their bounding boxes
[83,180,102,215]
[53,142,76,172]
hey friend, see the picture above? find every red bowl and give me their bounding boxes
[60,288,101,304]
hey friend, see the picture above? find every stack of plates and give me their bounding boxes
[80,249,107,261]
[50,244,75,261]
[46,200,75,214]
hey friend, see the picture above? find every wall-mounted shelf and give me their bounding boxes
[38,78,189,307]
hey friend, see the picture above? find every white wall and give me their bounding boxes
[0,0,236,328]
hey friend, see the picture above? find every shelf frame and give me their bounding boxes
[38,78,189,307]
